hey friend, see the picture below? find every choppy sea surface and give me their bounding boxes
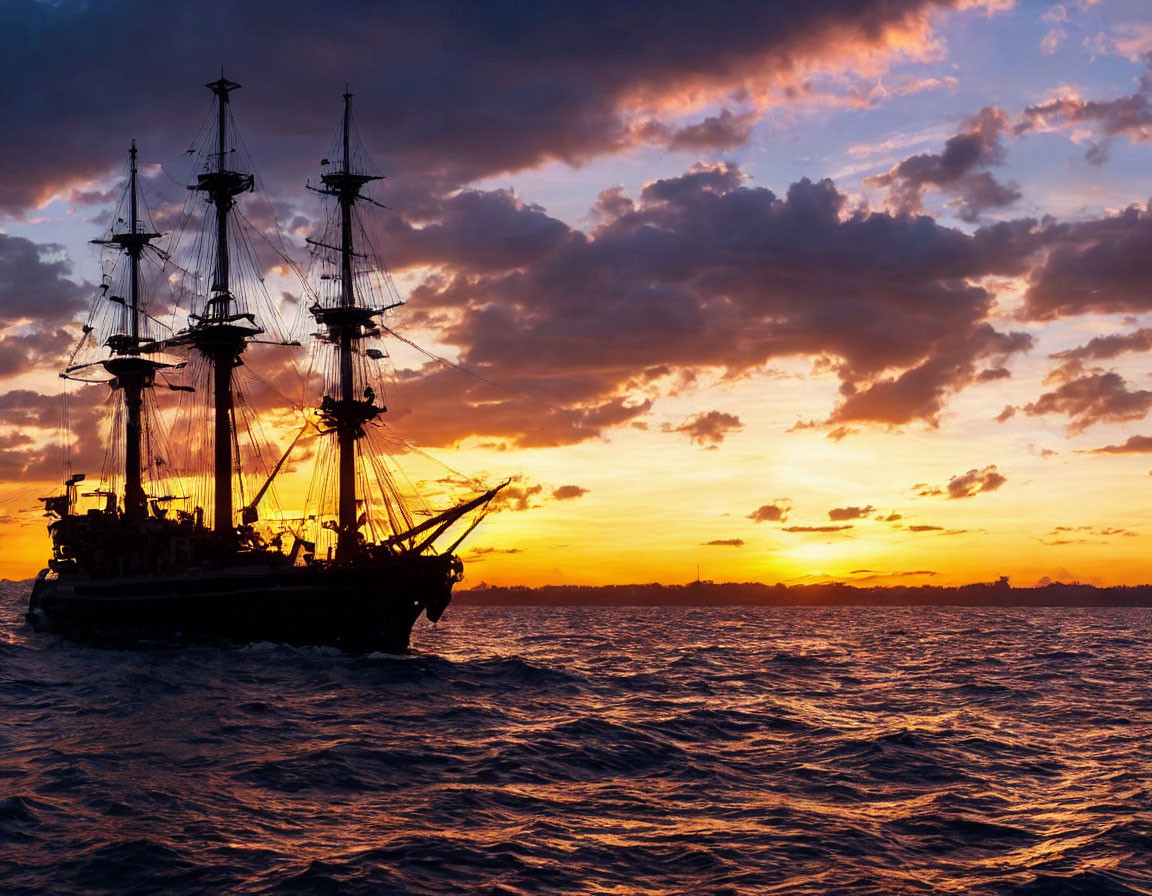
[1,582,1150,895]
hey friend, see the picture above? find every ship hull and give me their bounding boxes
[26,556,459,653]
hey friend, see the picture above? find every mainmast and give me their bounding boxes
[312,91,384,561]
[187,76,259,535]
[94,141,162,524]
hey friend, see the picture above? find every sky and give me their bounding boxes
[3,0,1152,587]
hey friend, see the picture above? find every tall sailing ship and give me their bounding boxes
[26,78,503,652]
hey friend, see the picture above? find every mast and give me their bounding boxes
[304,90,506,564]
[312,90,383,561]
[187,76,257,535]
[95,141,161,524]
[338,92,357,552]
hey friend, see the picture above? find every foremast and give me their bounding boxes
[185,76,261,535]
[92,141,163,524]
[312,91,386,561]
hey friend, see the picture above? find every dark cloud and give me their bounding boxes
[747,500,791,523]
[0,387,106,480]
[1051,525,1136,536]
[591,187,636,224]
[1084,434,1152,454]
[390,168,1034,445]
[994,405,1016,423]
[0,234,86,317]
[1083,141,1110,167]
[635,109,759,152]
[1051,328,1152,363]
[1042,329,1152,389]
[907,524,944,531]
[1022,204,1152,320]
[828,505,874,521]
[946,466,1005,499]
[669,110,758,152]
[1040,524,1139,545]
[1017,63,1152,150]
[0,432,33,449]
[467,546,522,557]
[551,485,588,500]
[665,410,744,446]
[918,465,1006,499]
[390,364,652,447]
[783,524,853,533]
[847,569,936,581]
[0,0,974,214]
[1021,372,1152,434]
[384,189,570,274]
[68,185,120,207]
[0,388,75,429]
[826,323,1032,428]
[0,327,76,378]
[702,538,744,546]
[864,107,1021,221]
[4,3,1100,459]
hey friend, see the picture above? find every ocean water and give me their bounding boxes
[1,583,1150,895]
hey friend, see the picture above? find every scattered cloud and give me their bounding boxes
[918,464,1006,498]
[847,569,937,581]
[635,109,759,153]
[747,500,792,523]
[828,505,875,521]
[467,546,523,558]
[825,425,858,441]
[1051,328,1152,363]
[702,538,744,547]
[1088,23,1152,63]
[1084,434,1152,454]
[1041,28,1068,54]
[664,410,744,446]
[551,485,589,500]
[782,524,854,533]
[1040,524,1139,545]
[489,476,592,512]
[1018,60,1152,159]
[1021,371,1152,433]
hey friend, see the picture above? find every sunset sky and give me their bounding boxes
[3,0,1152,587]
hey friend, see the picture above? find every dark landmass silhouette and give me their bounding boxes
[457,580,1152,608]
[4,578,1150,610]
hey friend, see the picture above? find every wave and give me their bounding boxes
[1,604,1149,895]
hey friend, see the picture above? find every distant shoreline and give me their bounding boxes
[456,581,1152,608]
[4,579,1151,608]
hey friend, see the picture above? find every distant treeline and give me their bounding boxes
[456,580,1152,608]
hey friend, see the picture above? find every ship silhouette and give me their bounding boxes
[26,77,504,652]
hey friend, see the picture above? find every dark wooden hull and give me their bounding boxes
[25,555,459,653]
